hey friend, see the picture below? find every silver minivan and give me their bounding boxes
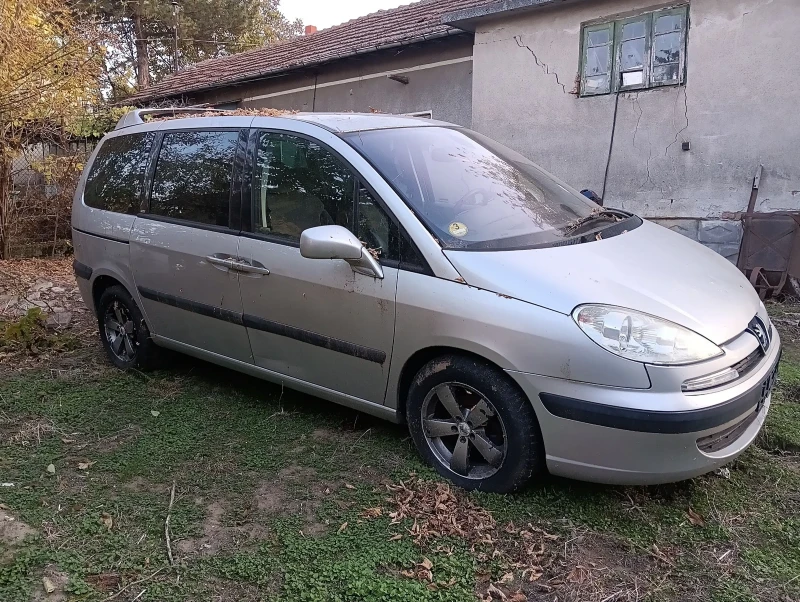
[71,109,780,493]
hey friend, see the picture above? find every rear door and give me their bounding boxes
[130,126,252,362]
[237,129,400,403]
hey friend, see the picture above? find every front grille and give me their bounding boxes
[731,347,764,380]
[697,410,759,453]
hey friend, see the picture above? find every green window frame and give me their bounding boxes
[580,5,688,96]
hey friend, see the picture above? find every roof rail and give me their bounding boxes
[114,107,223,130]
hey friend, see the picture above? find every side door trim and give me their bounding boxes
[137,286,244,325]
[137,284,386,364]
[241,314,387,364]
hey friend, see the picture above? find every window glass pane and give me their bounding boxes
[357,185,398,261]
[84,133,154,213]
[584,74,610,94]
[654,31,682,65]
[652,63,681,84]
[399,230,426,271]
[587,29,610,46]
[621,20,646,40]
[620,38,645,70]
[254,133,354,241]
[586,45,610,75]
[150,130,238,226]
[655,14,684,34]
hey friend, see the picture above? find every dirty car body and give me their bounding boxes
[71,111,780,491]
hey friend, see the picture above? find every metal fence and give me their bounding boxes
[9,139,95,257]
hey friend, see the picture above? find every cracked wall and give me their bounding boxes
[470,0,800,222]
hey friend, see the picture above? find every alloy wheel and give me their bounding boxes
[421,382,507,479]
[104,300,137,362]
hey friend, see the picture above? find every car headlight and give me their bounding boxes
[572,305,723,365]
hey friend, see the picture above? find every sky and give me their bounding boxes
[280,0,410,30]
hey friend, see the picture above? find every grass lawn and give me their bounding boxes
[1,294,799,601]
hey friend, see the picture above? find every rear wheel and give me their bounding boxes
[406,355,543,493]
[97,285,157,371]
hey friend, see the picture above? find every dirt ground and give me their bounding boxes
[1,258,798,602]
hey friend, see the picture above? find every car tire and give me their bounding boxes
[97,285,158,371]
[406,354,544,493]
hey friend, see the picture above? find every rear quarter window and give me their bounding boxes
[83,133,155,213]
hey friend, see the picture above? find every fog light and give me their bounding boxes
[682,367,739,392]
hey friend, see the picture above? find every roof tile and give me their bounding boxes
[128,0,492,103]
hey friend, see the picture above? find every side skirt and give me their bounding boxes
[151,335,402,424]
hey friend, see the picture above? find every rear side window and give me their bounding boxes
[84,133,154,214]
[149,130,240,227]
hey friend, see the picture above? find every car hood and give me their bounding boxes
[443,220,759,345]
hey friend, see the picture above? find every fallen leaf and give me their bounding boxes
[361,506,382,518]
[150,410,160,417]
[488,583,508,600]
[344,483,355,490]
[687,507,705,527]
[419,557,433,570]
[426,582,438,591]
[400,569,416,578]
[42,576,56,593]
[337,522,348,534]
[418,568,433,582]
[101,512,113,531]
[567,565,589,584]
[500,572,514,584]
[77,461,96,470]
[650,543,670,563]
[61,438,75,444]
[388,534,403,541]
[46,464,55,474]
[509,593,527,602]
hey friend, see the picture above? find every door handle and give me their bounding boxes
[206,255,235,269]
[230,259,270,276]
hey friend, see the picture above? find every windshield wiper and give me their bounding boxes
[562,209,628,236]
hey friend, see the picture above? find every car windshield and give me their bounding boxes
[343,126,604,250]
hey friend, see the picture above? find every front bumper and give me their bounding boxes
[507,329,781,485]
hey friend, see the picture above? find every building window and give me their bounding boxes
[580,5,688,96]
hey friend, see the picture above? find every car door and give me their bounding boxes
[130,126,252,363]
[237,129,399,404]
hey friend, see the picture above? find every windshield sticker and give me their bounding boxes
[449,222,469,237]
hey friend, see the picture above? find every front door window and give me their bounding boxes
[253,132,355,241]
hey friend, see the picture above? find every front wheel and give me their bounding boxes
[406,355,544,493]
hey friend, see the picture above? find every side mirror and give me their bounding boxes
[580,189,603,206]
[300,225,384,279]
